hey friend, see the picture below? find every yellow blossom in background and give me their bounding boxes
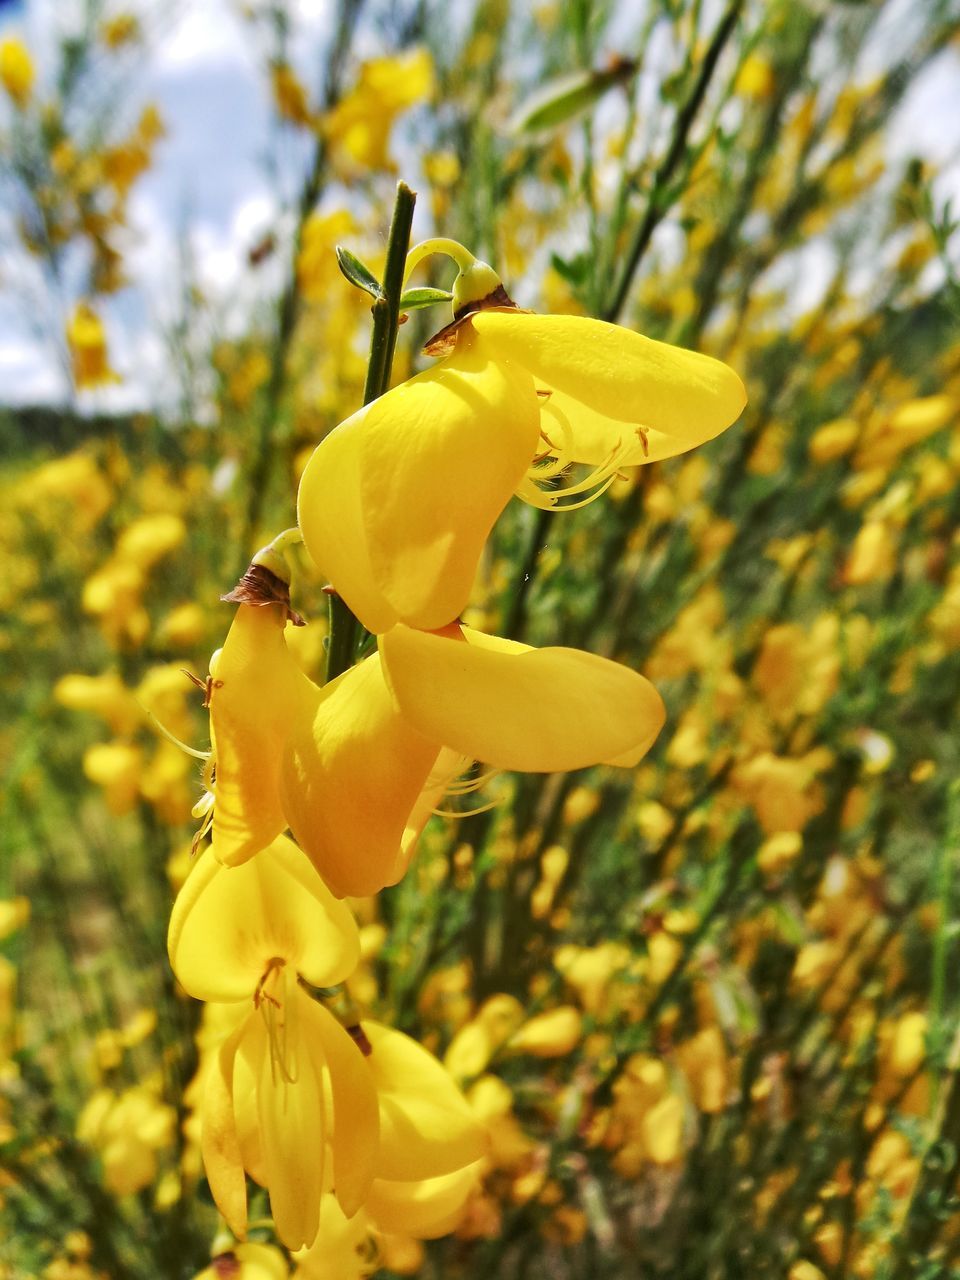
[0,35,34,107]
[76,1085,176,1197]
[322,49,434,172]
[271,61,313,125]
[297,209,358,302]
[67,303,119,389]
[100,14,141,48]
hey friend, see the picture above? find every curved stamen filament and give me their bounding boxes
[433,797,501,819]
[519,470,620,511]
[444,767,500,796]
[139,703,211,760]
[256,961,299,1087]
[519,439,623,510]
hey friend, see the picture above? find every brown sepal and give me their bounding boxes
[423,292,528,358]
[221,563,305,626]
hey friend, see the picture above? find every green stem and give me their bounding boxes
[605,0,744,324]
[930,781,960,1094]
[325,181,417,683]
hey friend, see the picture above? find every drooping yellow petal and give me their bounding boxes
[292,1194,371,1280]
[297,327,540,634]
[379,624,666,773]
[210,604,315,867]
[365,1022,487,1182]
[471,311,746,463]
[307,1001,379,1217]
[167,837,360,1003]
[255,988,327,1251]
[504,1005,583,1056]
[280,655,440,898]
[200,1020,249,1241]
[364,1161,484,1238]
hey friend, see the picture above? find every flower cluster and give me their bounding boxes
[166,239,745,1263]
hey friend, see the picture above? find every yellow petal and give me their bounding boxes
[364,1161,483,1238]
[281,655,440,898]
[366,1022,487,1181]
[257,989,327,1250]
[505,1006,582,1056]
[297,327,539,633]
[307,1001,379,1218]
[471,311,746,462]
[201,1020,249,1240]
[379,624,666,773]
[292,1195,371,1280]
[168,837,360,1002]
[210,605,314,867]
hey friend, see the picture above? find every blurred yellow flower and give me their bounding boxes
[322,49,434,172]
[272,62,313,125]
[67,303,120,389]
[0,36,34,107]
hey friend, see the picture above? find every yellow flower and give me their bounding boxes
[206,604,314,867]
[0,36,34,108]
[322,49,434,172]
[504,1006,582,1057]
[54,671,142,736]
[271,62,313,126]
[299,290,745,634]
[76,1085,176,1197]
[280,621,665,897]
[168,837,376,1248]
[206,585,664,898]
[67,303,119,389]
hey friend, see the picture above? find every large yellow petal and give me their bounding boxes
[210,605,315,867]
[471,311,746,462]
[307,1001,379,1218]
[297,327,540,634]
[167,836,360,1002]
[379,624,666,773]
[365,1161,483,1238]
[366,1022,487,1182]
[280,655,440,898]
[200,1020,249,1241]
[257,987,327,1251]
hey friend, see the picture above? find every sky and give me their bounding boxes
[1,0,959,412]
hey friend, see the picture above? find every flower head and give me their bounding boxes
[168,837,377,1248]
[298,249,746,634]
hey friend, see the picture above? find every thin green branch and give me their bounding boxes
[325,181,417,683]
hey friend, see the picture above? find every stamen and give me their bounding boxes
[444,767,500,795]
[433,798,500,819]
[138,701,211,760]
[256,961,299,1087]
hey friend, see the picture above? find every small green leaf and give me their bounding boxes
[336,246,383,299]
[508,61,637,135]
[398,287,454,310]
